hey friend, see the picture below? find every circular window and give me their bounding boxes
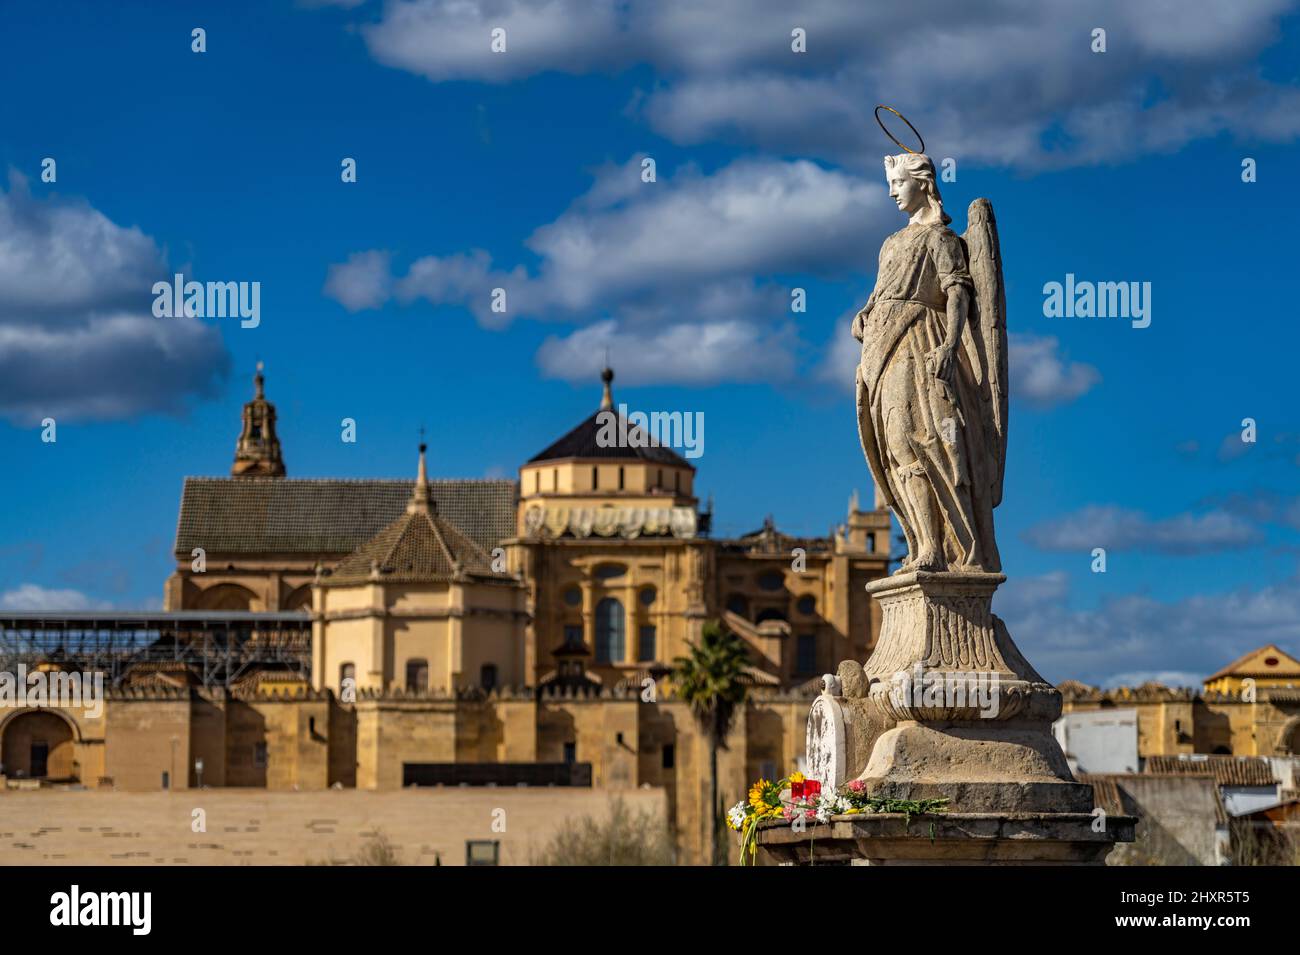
[1265,656,1280,667]
[757,571,784,592]
[796,595,816,616]
[563,587,582,607]
[640,587,657,606]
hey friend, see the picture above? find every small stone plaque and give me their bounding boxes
[805,675,846,792]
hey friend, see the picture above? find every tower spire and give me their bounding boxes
[599,365,614,411]
[232,362,286,477]
[407,441,433,515]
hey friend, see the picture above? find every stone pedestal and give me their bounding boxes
[857,571,1092,814]
[757,812,1135,866]
[761,570,1134,864]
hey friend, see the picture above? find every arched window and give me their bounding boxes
[481,664,498,691]
[195,583,257,611]
[725,594,749,618]
[405,658,429,692]
[595,597,625,663]
[339,662,355,696]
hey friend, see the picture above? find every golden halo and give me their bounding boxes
[874,105,925,154]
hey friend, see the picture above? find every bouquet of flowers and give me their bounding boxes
[726,771,949,865]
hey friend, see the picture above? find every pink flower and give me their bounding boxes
[805,809,817,819]
[782,808,797,821]
[847,779,865,793]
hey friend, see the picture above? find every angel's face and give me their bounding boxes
[887,168,925,216]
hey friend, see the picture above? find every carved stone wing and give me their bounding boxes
[960,198,1009,507]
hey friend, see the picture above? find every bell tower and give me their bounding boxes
[232,361,286,477]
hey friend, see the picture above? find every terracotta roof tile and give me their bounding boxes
[174,477,516,557]
[1146,755,1278,787]
[323,508,504,586]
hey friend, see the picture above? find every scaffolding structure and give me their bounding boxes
[0,611,312,689]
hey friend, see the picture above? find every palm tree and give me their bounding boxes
[674,619,750,865]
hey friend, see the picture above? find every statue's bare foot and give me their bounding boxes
[913,549,943,572]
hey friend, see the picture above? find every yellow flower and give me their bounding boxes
[748,779,773,809]
[789,771,805,784]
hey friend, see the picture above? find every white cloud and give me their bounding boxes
[817,328,1101,408]
[1023,504,1261,554]
[0,583,105,612]
[814,312,859,391]
[536,317,798,386]
[329,0,1300,169]
[324,156,895,384]
[0,172,162,319]
[1009,334,1100,408]
[323,250,394,312]
[0,174,228,424]
[995,570,1300,687]
[361,0,624,82]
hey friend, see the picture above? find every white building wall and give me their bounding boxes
[1052,708,1139,775]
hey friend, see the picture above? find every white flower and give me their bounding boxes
[727,802,748,830]
[814,792,849,823]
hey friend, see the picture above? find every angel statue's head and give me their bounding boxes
[883,153,951,226]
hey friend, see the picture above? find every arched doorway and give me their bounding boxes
[2,711,76,780]
[283,583,313,611]
[1278,717,1300,756]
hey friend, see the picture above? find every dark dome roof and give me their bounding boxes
[527,409,692,467]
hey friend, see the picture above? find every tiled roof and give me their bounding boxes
[174,477,517,557]
[1078,774,1127,817]
[527,409,691,467]
[1205,644,1300,682]
[1146,755,1278,787]
[322,508,504,586]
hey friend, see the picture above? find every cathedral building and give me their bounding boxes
[166,365,891,691]
[0,365,890,863]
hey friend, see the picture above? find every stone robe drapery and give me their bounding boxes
[855,222,1001,572]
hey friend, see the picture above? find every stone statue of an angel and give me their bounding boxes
[852,153,1008,573]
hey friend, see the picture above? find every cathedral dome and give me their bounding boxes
[526,366,692,468]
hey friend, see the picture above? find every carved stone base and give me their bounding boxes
[849,570,1091,815]
[859,721,1094,813]
[863,571,1058,724]
[756,812,1135,865]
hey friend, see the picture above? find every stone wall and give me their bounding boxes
[4,685,815,865]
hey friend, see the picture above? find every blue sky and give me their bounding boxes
[3,0,1300,687]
